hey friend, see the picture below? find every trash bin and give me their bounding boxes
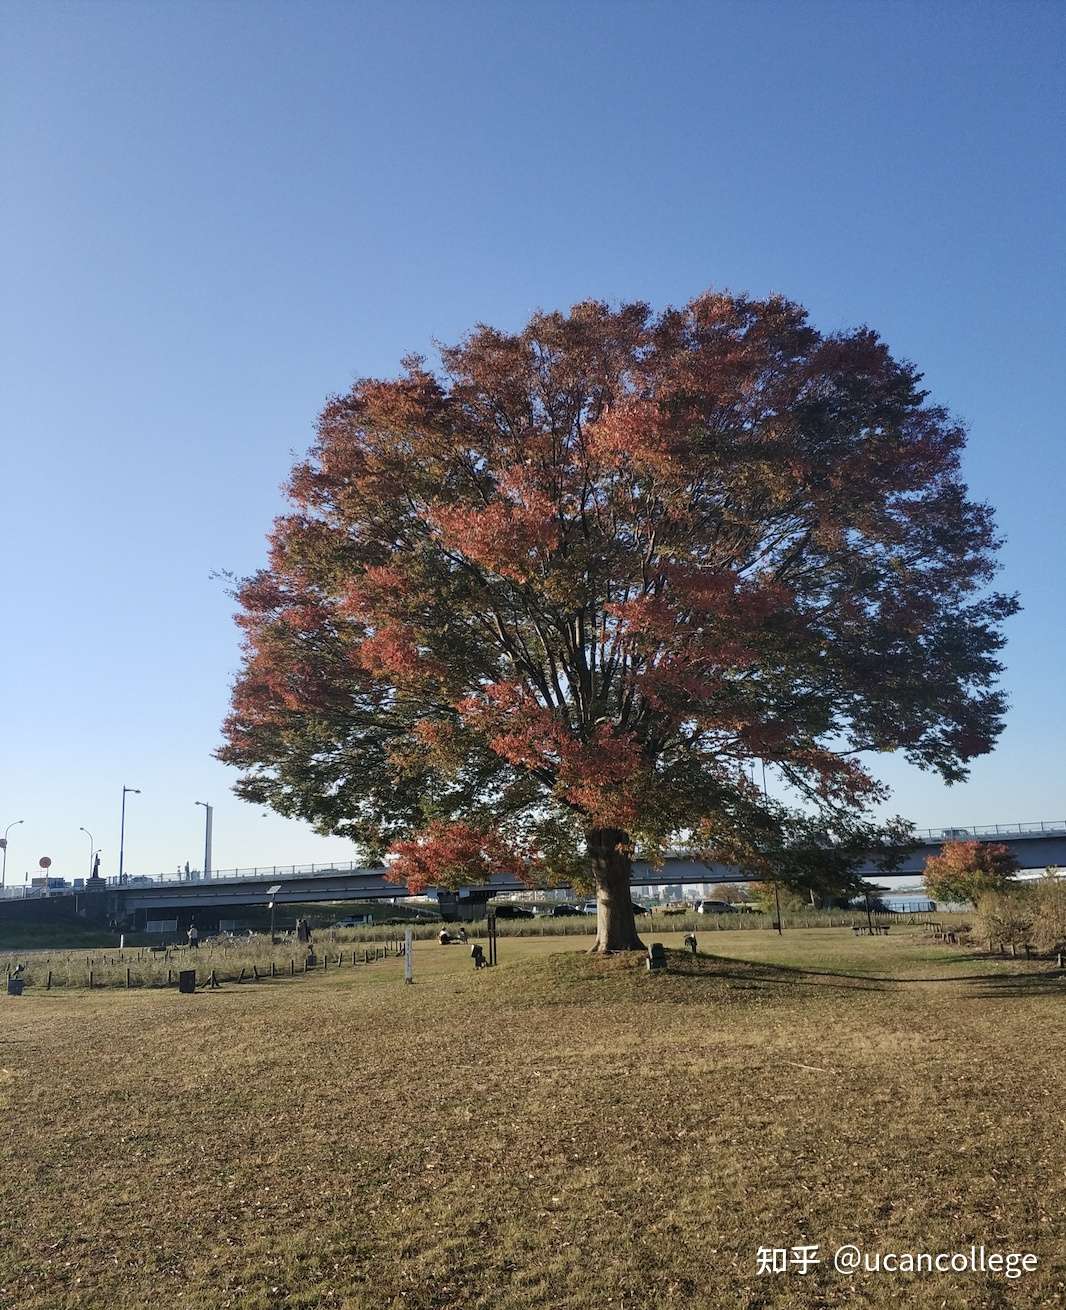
[177,969,197,994]
[7,977,25,996]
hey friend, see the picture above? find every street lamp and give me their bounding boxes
[118,787,140,884]
[1,819,25,891]
[267,883,282,942]
[194,801,213,880]
[78,826,95,879]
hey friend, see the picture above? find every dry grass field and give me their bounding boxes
[1,928,1063,1310]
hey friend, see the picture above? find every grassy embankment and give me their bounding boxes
[1,927,1062,1310]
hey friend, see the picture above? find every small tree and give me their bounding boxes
[974,888,1034,956]
[923,840,1018,907]
[748,882,808,914]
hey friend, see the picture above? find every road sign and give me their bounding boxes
[39,856,52,869]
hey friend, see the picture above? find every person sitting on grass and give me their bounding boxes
[470,943,487,969]
[438,928,451,946]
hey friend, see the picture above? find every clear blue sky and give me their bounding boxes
[2,1,1063,881]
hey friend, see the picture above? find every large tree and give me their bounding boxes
[219,292,1016,951]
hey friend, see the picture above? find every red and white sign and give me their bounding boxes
[39,856,52,869]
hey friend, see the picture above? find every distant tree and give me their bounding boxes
[220,292,1016,951]
[923,840,1019,906]
[709,883,750,904]
[748,882,808,914]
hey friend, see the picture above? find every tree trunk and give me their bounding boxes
[588,828,646,953]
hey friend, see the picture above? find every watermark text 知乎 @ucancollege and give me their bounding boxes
[756,1244,1039,1279]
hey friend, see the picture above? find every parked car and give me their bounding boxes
[696,899,735,914]
[491,904,536,919]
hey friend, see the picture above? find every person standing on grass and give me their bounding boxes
[187,923,199,950]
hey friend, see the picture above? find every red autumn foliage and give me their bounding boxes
[388,821,533,894]
[923,840,1019,906]
[219,291,1017,947]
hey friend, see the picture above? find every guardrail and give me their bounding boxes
[913,821,1066,841]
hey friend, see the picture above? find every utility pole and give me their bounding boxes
[195,802,213,879]
[1,820,25,891]
[118,786,140,883]
[79,827,94,878]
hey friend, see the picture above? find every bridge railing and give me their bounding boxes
[106,819,1066,886]
[913,821,1066,841]
[104,861,370,888]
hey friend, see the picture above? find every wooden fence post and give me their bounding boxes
[46,970,52,990]
[126,968,131,989]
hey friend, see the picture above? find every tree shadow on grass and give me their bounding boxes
[958,971,1066,999]
[671,953,894,993]
[679,952,1065,996]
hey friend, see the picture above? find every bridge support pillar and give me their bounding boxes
[436,889,495,922]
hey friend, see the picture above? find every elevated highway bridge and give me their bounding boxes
[31,820,1063,928]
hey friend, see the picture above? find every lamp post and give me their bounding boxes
[266,884,282,943]
[78,827,95,879]
[1,819,25,891]
[118,786,140,884]
[194,801,213,880]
